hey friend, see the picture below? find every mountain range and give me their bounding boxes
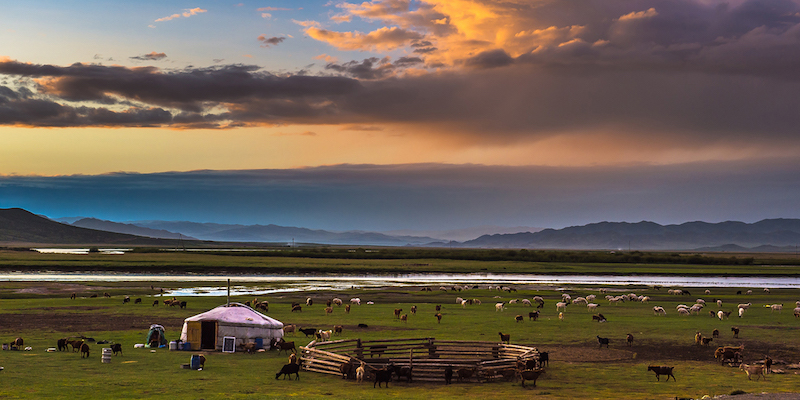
[3,207,800,251]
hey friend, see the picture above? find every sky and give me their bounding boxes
[2,0,800,232]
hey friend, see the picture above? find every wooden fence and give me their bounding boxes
[299,337,539,383]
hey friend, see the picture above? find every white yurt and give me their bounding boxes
[179,303,284,351]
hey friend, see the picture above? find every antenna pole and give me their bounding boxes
[227,279,230,306]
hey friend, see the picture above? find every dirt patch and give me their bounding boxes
[0,312,185,333]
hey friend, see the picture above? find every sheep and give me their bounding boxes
[770,304,783,313]
[533,296,544,304]
[738,307,745,318]
[561,293,571,302]
[457,368,476,383]
[592,314,606,322]
[435,304,442,311]
[306,297,313,306]
[794,307,800,318]
[647,366,675,382]
[597,335,610,348]
[373,364,396,388]
[717,310,725,320]
[495,302,505,312]
[70,293,77,300]
[678,308,690,316]
[499,332,511,344]
[731,326,740,338]
[717,299,723,308]
[410,305,417,314]
[518,369,545,387]
[444,365,454,384]
[653,306,666,316]
[461,299,468,308]
[746,290,753,295]
[356,362,366,383]
[435,313,442,323]
[508,299,518,305]
[80,343,90,358]
[738,303,751,310]
[528,311,539,321]
[556,302,568,312]
[739,364,766,380]
[273,340,297,354]
[152,300,159,306]
[587,303,599,312]
[572,297,587,305]
[134,298,142,304]
[291,305,302,312]
[639,296,650,303]
[558,312,564,321]
[456,297,464,304]
[626,333,634,346]
[705,289,711,295]
[350,298,361,305]
[521,299,532,306]
[276,362,301,380]
[586,294,596,302]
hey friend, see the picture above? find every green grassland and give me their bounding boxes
[0,281,798,400]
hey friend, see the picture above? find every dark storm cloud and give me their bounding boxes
[324,57,395,79]
[257,35,286,47]
[3,160,800,231]
[130,52,168,61]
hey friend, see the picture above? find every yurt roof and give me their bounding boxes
[183,303,283,329]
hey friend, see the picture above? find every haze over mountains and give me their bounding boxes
[3,208,800,251]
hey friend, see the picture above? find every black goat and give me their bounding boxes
[276,362,301,380]
[374,364,396,388]
[597,335,610,348]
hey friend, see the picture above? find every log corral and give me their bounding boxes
[300,337,540,383]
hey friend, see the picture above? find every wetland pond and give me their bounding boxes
[1,272,799,296]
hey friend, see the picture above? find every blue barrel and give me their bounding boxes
[190,355,202,370]
[254,338,263,350]
[182,342,191,351]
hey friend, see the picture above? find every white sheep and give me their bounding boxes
[690,304,704,314]
[561,293,572,302]
[696,299,706,305]
[587,303,599,312]
[640,296,650,303]
[350,298,361,305]
[705,289,711,295]
[473,299,482,305]
[653,306,666,316]
[763,288,770,293]
[796,300,800,307]
[456,297,464,304]
[461,299,468,308]
[556,302,568,312]
[533,296,544,303]
[738,303,751,310]
[572,297,587,305]
[770,304,783,313]
[678,308,690,316]
[738,307,745,317]
[495,302,505,312]
[717,310,724,320]
[586,294,596,302]
[521,299,532,306]
[676,304,689,310]
[508,299,518,304]
[717,299,723,308]
[332,298,343,306]
[746,290,753,295]
[793,307,800,317]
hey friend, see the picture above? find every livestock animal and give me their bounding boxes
[739,307,745,318]
[345,304,351,314]
[374,364,396,388]
[435,313,442,323]
[288,353,297,364]
[276,362,301,380]
[393,308,403,318]
[358,323,369,328]
[334,325,343,335]
[701,337,713,346]
[134,298,142,304]
[242,342,257,354]
[771,304,783,313]
[90,294,98,298]
[731,326,740,338]
[717,300,723,308]
[435,304,441,311]
[306,297,313,306]
[587,303,599,312]
[123,296,130,304]
[316,330,332,342]
[739,364,766,380]
[539,352,549,367]
[495,302,505,312]
[69,340,84,352]
[410,305,417,314]
[626,334,634,346]
[179,301,187,309]
[57,338,68,351]
[499,332,510,344]
[350,298,361,305]
[457,368,476,382]
[558,312,564,321]
[695,332,703,346]
[556,302,568,312]
[110,343,122,356]
[9,337,23,350]
[765,356,773,373]
[356,362,366,383]
[597,336,610,348]
[794,307,800,318]
[70,293,77,299]
[528,311,539,321]
[521,299,532,306]
[283,324,296,336]
[400,314,408,323]
[518,369,545,387]
[647,366,675,382]
[332,298,343,306]
[299,327,316,337]
[339,362,355,380]
[515,315,523,323]
[444,365,454,384]
[395,365,413,382]
[80,343,90,358]
[152,300,158,306]
[592,314,606,322]
[712,329,719,338]
[291,305,302,312]
[325,307,333,315]
[715,346,743,364]
[273,340,297,354]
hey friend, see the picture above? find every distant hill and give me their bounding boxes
[0,208,171,245]
[459,219,800,250]
[129,221,440,246]
[71,218,196,240]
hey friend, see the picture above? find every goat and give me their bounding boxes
[291,305,302,312]
[339,361,355,380]
[298,327,316,337]
[592,314,606,322]
[515,315,523,323]
[356,362,366,383]
[325,307,333,315]
[410,305,417,314]
[345,304,351,313]
[499,332,510,344]
[122,296,130,304]
[597,336,610,348]
[739,364,766,380]
[518,369,545,387]
[731,326,740,338]
[179,301,187,309]
[394,365,413,382]
[457,368,476,383]
[242,342,257,354]
[57,338,68,351]
[558,312,564,321]
[701,337,713,346]
[110,343,122,356]
[528,311,539,321]
[765,356,773,373]
[626,333,634,346]
[283,324,296,336]
[134,298,142,304]
[333,325,343,335]
[374,364,396,388]
[435,313,442,323]
[80,343,90,358]
[70,293,77,300]
[444,365,454,384]
[712,328,719,338]
[539,352,549,367]
[400,314,408,322]
[273,340,296,354]
[435,304,442,311]
[152,300,159,306]
[647,365,675,381]
[695,332,703,346]
[276,362,301,380]
[393,308,403,318]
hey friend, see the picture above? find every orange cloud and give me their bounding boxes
[155,7,207,22]
[305,26,423,51]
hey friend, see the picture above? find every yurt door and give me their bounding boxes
[185,321,202,350]
[201,321,217,350]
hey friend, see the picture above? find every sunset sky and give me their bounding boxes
[2,0,800,232]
